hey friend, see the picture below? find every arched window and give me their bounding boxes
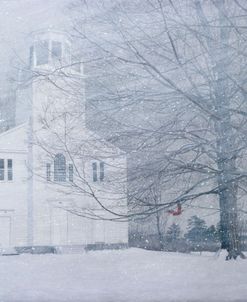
[54,154,66,182]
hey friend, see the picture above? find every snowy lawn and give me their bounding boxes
[0,248,246,302]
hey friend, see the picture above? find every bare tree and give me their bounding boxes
[15,0,247,258]
[61,0,247,259]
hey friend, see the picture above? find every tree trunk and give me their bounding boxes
[214,95,241,259]
[218,178,240,259]
[214,96,244,259]
[156,212,164,250]
[208,0,244,260]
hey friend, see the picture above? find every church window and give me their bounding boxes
[35,40,49,65]
[7,159,13,181]
[68,164,73,182]
[52,41,62,60]
[64,43,71,64]
[46,163,51,181]
[92,161,105,182]
[54,154,66,182]
[99,162,104,181]
[0,159,4,181]
[92,162,97,182]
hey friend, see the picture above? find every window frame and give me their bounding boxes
[35,39,49,66]
[68,164,73,182]
[54,154,66,182]
[0,159,4,181]
[92,162,97,182]
[99,162,104,182]
[46,163,51,181]
[7,159,13,181]
[51,40,62,61]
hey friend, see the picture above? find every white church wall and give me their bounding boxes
[0,150,29,247]
[0,143,129,248]
[19,117,128,247]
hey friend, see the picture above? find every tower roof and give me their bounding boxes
[31,29,72,44]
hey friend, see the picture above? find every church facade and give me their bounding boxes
[0,30,128,250]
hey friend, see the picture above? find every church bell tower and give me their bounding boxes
[16,29,85,127]
[19,30,85,246]
[29,30,82,74]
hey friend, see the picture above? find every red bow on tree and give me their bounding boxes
[168,203,182,216]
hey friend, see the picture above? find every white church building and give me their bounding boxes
[0,30,128,251]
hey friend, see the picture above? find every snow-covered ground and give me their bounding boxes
[0,248,246,302]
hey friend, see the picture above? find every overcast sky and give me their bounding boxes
[0,0,71,88]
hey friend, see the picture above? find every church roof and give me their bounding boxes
[0,123,28,154]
